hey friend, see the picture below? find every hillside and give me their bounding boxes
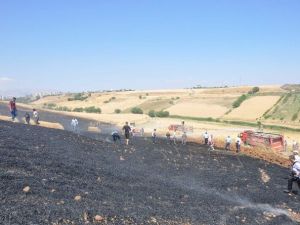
[28,85,296,123]
[1,120,300,224]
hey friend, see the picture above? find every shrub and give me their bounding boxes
[248,86,260,94]
[131,107,143,114]
[104,100,110,104]
[155,111,170,118]
[56,106,71,112]
[73,107,84,112]
[169,100,174,105]
[148,110,156,118]
[84,106,101,114]
[232,94,247,108]
[292,113,298,121]
[115,109,121,114]
[139,95,142,99]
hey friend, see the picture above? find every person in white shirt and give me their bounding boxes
[71,118,79,132]
[208,134,214,151]
[203,131,209,145]
[236,135,241,153]
[225,136,231,151]
[32,109,40,125]
[173,130,177,145]
[284,158,300,194]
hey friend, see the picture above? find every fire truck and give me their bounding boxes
[240,130,284,151]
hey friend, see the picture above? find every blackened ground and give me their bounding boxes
[0,120,299,225]
[0,103,115,134]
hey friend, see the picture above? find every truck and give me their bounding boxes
[240,130,284,151]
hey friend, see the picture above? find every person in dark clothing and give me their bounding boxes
[24,112,30,124]
[111,131,121,143]
[122,122,131,145]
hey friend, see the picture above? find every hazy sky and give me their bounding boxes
[0,0,299,92]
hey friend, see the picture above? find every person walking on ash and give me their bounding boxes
[122,122,131,146]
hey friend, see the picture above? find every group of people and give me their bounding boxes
[202,131,242,153]
[9,97,40,125]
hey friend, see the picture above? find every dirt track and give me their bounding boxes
[1,119,300,225]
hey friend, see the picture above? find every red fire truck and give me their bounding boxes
[240,130,284,151]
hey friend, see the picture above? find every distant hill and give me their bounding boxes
[281,84,300,91]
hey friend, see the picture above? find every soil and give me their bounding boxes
[1,119,300,225]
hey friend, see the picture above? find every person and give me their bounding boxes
[122,122,131,145]
[111,131,121,143]
[173,130,177,145]
[292,140,299,151]
[236,135,241,153]
[166,131,171,144]
[24,112,30,124]
[71,118,79,132]
[284,140,288,152]
[293,151,300,162]
[225,136,231,151]
[182,132,187,145]
[8,97,17,121]
[203,131,209,145]
[152,129,157,144]
[284,157,300,194]
[32,109,40,125]
[140,127,144,137]
[208,134,214,151]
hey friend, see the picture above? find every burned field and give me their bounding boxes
[0,120,300,225]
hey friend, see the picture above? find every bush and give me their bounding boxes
[232,94,247,108]
[73,107,84,112]
[56,106,71,112]
[148,110,156,118]
[155,111,170,118]
[169,100,174,105]
[292,113,298,121]
[115,109,121,114]
[68,93,88,101]
[84,106,101,114]
[248,86,260,94]
[131,107,143,114]
[139,95,142,99]
[148,110,170,118]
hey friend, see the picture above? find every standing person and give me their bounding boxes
[284,140,288,152]
[32,109,40,125]
[203,131,209,145]
[173,130,177,145]
[152,129,157,144]
[292,141,297,151]
[182,132,187,145]
[225,136,231,151]
[24,112,30,124]
[122,122,131,146]
[71,118,78,132]
[236,135,241,153]
[166,131,171,144]
[8,97,17,121]
[208,134,214,151]
[140,127,145,137]
[284,157,300,194]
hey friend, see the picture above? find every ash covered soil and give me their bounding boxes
[0,120,300,225]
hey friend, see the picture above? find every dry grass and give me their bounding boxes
[224,96,281,120]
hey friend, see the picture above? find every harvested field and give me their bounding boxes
[225,96,281,120]
[0,120,300,225]
[168,102,228,118]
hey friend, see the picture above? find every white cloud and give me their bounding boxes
[0,77,14,82]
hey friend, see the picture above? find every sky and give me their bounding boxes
[0,0,299,93]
